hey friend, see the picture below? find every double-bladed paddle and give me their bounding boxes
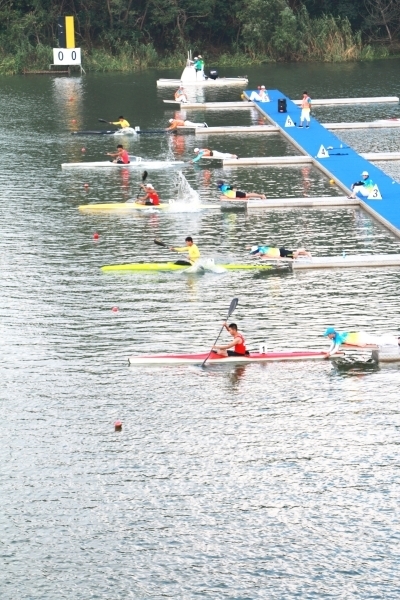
[136,171,148,198]
[98,118,110,124]
[201,298,239,367]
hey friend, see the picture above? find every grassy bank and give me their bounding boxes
[0,41,391,76]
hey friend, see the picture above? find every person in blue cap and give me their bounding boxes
[323,328,400,357]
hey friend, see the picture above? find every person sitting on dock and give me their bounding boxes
[109,116,130,128]
[323,327,400,357]
[249,245,312,260]
[248,86,270,102]
[106,144,130,164]
[191,148,238,163]
[170,236,201,265]
[136,183,160,205]
[298,92,311,128]
[347,171,374,199]
[217,180,266,200]
[174,86,188,103]
[166,118,208,130]
[212,323,248,357]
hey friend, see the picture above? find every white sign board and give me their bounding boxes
[53,48,81,66]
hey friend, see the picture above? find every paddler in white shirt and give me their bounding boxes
[249,245,312,259]
[109,116,130,128]
[170,236,201,266]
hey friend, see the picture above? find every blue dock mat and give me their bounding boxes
[247,89,400,232]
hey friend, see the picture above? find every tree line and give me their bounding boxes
[0,0,399,73]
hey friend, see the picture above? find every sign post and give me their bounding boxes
[53,16,84,74]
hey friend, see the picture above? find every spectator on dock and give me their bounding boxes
[166,118,208,130]
[298,91,311,128]
[248,86,270,102]
[347,171,374,199]
[174,86,188,103]
[191,148,238,163]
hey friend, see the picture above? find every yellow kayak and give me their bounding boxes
[78,202,221,212]
[101,262,279,272]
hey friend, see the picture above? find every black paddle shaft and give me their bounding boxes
[202,298,239,367]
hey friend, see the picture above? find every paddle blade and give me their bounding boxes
[142,170,148,182]
[227,297,239,319]
[98,118,109,123]
[154,239,167,247]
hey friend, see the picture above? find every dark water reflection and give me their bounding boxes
[1,61,400,599]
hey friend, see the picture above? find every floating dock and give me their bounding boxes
[284,254,400,269]
[325,121,400,130]
[177,125,279,133]
[244,89,400,236]
[165,97,399,108]
[223,197,358,208]
[204,152,400,167]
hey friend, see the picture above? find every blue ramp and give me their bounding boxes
[247,89,400,233]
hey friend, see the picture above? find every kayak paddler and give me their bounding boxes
[106,144,130,164]
[136,183,160,205]
[109,116,130,128]
[191,148,238,163]
[170,236,200,266]
[323,327,400,357]
[212,323,248,357]
[249,245,312,259]
[166,118,208,130]
[217,180,266,200]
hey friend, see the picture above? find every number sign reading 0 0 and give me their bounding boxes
[53,48,81,65]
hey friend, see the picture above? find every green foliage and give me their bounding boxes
[0,0,398,74]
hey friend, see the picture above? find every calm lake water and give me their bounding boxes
[1,60,400,599]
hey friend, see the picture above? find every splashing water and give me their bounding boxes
[168,171,201,212]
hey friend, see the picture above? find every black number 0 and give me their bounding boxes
[71,51,76,60]
[58,51,64,61]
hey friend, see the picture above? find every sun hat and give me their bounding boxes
[361,171,369,176]
[249,246,260,255]
[194,147,200,152]
[261,85,266,89]
[145,183,154,189]
[169,118,173,123]
[323,327,336,336]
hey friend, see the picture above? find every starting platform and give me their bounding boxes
[245,90,400,237]
[285,254,400,269]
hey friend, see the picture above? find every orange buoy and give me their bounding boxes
[81,147,86,152]
[112,306,119,313]
[93,232,99,240]
[84,183,89,188]
[72,119,76,123]
[114,420,122,431]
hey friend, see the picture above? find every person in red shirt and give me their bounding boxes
[137,183,160,205]
[212,323,248,357]
[107,144,130,164]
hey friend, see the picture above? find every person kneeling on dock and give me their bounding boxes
[212,323,249,357]
[170,236,201,265]
[136,183,160,205]
[249,245,312,260]
[217,180,266,200]
[174,86,188,103]
[106,144,130,164]
[166,118,208,130]
[191,148,238,163]
[347,171,374,199]
[323,327,400,357]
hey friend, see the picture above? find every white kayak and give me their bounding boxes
[62,157,185,169]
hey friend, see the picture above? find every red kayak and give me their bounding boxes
[128,350,344,365]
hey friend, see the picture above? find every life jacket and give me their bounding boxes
[301,96,311,109]
[234,333,246,355]
[148,191,160,205]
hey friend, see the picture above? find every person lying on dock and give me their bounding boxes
[191,148,238,163]
[106,144,130,164]
[166,118,208,130]
[212,323,249,357]
[217,180,266,200]
[298,92,311,128]
[249,246,312,260]
[170,236,201,265]
[174,86,188,103]
[109,116,130,128]
[347,171,374,199]
[136,183,160,205]
[248,86,270,102]
[323,327,400,357]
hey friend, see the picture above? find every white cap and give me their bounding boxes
[169,118,173,123]
[261,85,265,88]
[146,183,154,189]
[194,147,200,152]
[362,171,369,176]
[249,245,260,254]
